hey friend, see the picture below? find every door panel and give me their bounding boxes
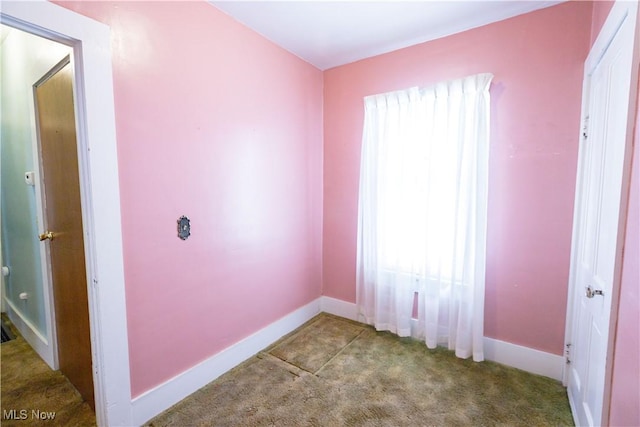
[567,4,636,426]
[35,58,94,409]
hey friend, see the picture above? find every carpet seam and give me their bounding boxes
[313,327,366,376]
[259,351,318,376]
[264,315,325,355]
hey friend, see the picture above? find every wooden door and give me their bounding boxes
[566,3,637,426]
[35,57,94,409]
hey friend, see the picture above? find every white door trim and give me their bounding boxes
[563,1,639,425]
[1,2,133,426]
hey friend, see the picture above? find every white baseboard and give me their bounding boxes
[320,296,358,321]
[131,296,564,426]
[4,298,55,369]
[483,337,564,381]
[320,297,564,381]
[131,298,322,426]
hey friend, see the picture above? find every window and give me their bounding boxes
[356,73,493,361]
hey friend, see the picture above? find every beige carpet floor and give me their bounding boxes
[149,313,573,426]
[0,315,95,427]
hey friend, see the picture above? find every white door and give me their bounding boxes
[566,3,638,427]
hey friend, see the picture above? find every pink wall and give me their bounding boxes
[323,1,592,355]
[55,1,323,397]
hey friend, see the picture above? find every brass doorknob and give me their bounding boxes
[39,231,54,241]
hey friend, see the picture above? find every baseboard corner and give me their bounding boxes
[320,296,358,321]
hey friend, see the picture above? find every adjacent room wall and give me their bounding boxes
[0,27,71,339]
[322,1,592,356]
[54,1,323,398]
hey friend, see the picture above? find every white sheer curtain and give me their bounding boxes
[356,73,493,361]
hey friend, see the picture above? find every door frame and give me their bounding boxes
[1,2,133,426]
[563,1,639,425]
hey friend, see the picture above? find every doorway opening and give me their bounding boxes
[1,2,132,424]
[1,23,93,409]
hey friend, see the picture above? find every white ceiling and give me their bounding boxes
[210,1,564,70]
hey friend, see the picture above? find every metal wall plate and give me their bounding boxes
[177,216,191,240]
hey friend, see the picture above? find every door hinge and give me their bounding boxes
[582,116,589,141]
[565,343,572,364]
